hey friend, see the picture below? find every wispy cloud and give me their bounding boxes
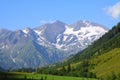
[40,20,47,24]
[104,2,120,19]
[40,20,56,25]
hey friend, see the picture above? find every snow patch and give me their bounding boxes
[2,45,9,49]
[10,55,16,63]
[54,24,108,52]
[63,35,68,41]
[22,29,29,34]
[55,44,68,51]
[34,30,42,35]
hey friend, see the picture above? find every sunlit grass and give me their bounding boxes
[0,72,97,80]
[90,48,120,78]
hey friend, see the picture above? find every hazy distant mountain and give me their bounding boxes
[0,20,108,69]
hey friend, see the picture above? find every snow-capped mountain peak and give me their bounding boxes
[34,20,108,55]
[0,20,108,69]
[22,20,108,56]
[22,27,31,34]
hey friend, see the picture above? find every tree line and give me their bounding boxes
[36,60,96,78]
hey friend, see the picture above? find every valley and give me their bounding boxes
[0,1,120,80]
[0,22,120,80]
[34,22,120,80]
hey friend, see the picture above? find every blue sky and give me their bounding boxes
[0,0,120,31]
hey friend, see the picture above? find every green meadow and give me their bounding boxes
[0,72,97,80]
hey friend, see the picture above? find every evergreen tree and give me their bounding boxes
[40,76,44,80]
[67,64,71,72]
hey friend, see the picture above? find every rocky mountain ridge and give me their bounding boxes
[0,20,108,69]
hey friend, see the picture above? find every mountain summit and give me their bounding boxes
[0,20,108,69]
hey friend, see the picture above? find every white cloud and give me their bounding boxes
[49,20,57,23]
[40,20,56,24]
[104,2,120,19]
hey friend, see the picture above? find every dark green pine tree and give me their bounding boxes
[67,64,71,72]
[61,66,66,72]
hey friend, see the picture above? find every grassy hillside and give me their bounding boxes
[90,48,120,79]
[60,48,120,79]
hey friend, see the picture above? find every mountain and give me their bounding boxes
[0,66,4,72]
[33,20,107,55]
[0,20,107,70]
[58,22,120,79]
